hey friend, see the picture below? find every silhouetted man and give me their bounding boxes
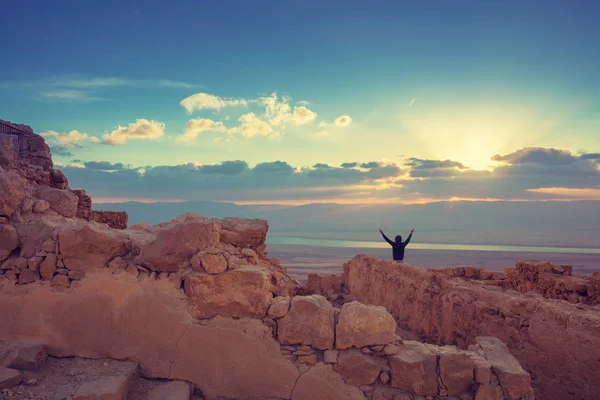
[379,228,414,262]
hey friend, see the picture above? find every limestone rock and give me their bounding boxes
[476,337,531,400]
[298,354,318,365]
[41,238,56,253]
[0,367,21,390]
[336,301,397,349]
[51,274,70,287]
[334,348,385,386]
[32,199,50,213]
[388,341,438,396]
[268,296,291,318]
[219,217,268,249]
[475,384,504,400]
[37,186,78,218]
[28,256,44,271]
[438,346,474,395]
[138,214,220,272]
[468,353,492,384]
[0,224,19,262]
[13,257,28,270]
[147,380,191,400]
[59,222,131,271]
[72,361,137,400]
[185,267,272,318]
[4,344,47,371]
[0,134,18,168]
[39,254,57,280]
[17,218,58,258]
[198,251,227,274]
[278,295,335,350]
[324,349,339,364]
[0,171,26,217]
[18,269,39,284]
[291,363,365,400]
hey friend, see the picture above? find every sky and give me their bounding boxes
[2,0,599,204]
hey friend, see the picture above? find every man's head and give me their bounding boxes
[395,235,402,243]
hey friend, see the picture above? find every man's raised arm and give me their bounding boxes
[404,229,414,245]
[379,229,394,245]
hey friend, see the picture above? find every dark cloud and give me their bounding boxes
[49,146,75,158]
[313,163,331,169]
[198,160,248,174]
[57,146,600,202]
[359,161,382,169]
[580,153,600,161]
[84,161,128,171]
[253,161,294,174]
[492,147,576,166]
[405,158,467,170]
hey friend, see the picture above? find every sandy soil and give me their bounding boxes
[268,244,600,283]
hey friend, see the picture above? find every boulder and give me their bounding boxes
[4,344,47,371]
[388,341,438,396]
[0,367,21,390]
[32,199,50,213]
[27,256,44,271]
[336,301,397,349]
[18,269,39,284]
[39,254,57,279]
[59,222,131,271]
[147,380,191,400]
[197,251,227,274]
[475,384,504,400]
[184,267,272,318]
[72,361,137,400]
[278,295,335,350]
[438,346,475,395]
[468,352,492,385]
[36,186,78,218]
[476,337,531,400]
[291,363,365,400]
[268,296,291,319]
[0,224,19,262]
[334,348,385,386]
[0,171,26,217]
[324,349,338,364]
[219,218,268,249]
[138,215,220,272]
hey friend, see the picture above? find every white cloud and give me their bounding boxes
[177,118,227,143]
[334,115,353,127]
[314,130,331,137]
[260,93,316,126]
[97,119,165,145]
[180,93,249,113]
[409,98,417,107]
[41,90,102,102]
[228,113,274,138]
[41,129,90,147]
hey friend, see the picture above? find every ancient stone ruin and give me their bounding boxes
[0,120,568,399]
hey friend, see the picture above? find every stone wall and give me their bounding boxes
[341,255,600,400]
[431,260,600,305]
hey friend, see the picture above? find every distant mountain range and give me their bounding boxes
[94,200,600,248]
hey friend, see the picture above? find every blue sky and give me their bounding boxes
[2,0,599,203]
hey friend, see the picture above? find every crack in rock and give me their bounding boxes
[168,324,190,379]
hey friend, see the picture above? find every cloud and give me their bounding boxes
[176,118,227,143]
[49,146,75,158]
[409,98,417,107]
[579,153,600,161]
[84,161,129,171]
[334,115,353,127]
[96,119,165,145]
[41,130,90,148]
[180,93,248,113]
[41,90,102,102]
[56,146,600,203]
[228,113,274,138]
[492,147,577,166]
[260,93,317,126]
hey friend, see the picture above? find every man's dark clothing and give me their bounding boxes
[381,232,412,261]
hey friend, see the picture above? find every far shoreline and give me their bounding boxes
[267,243,600,283]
